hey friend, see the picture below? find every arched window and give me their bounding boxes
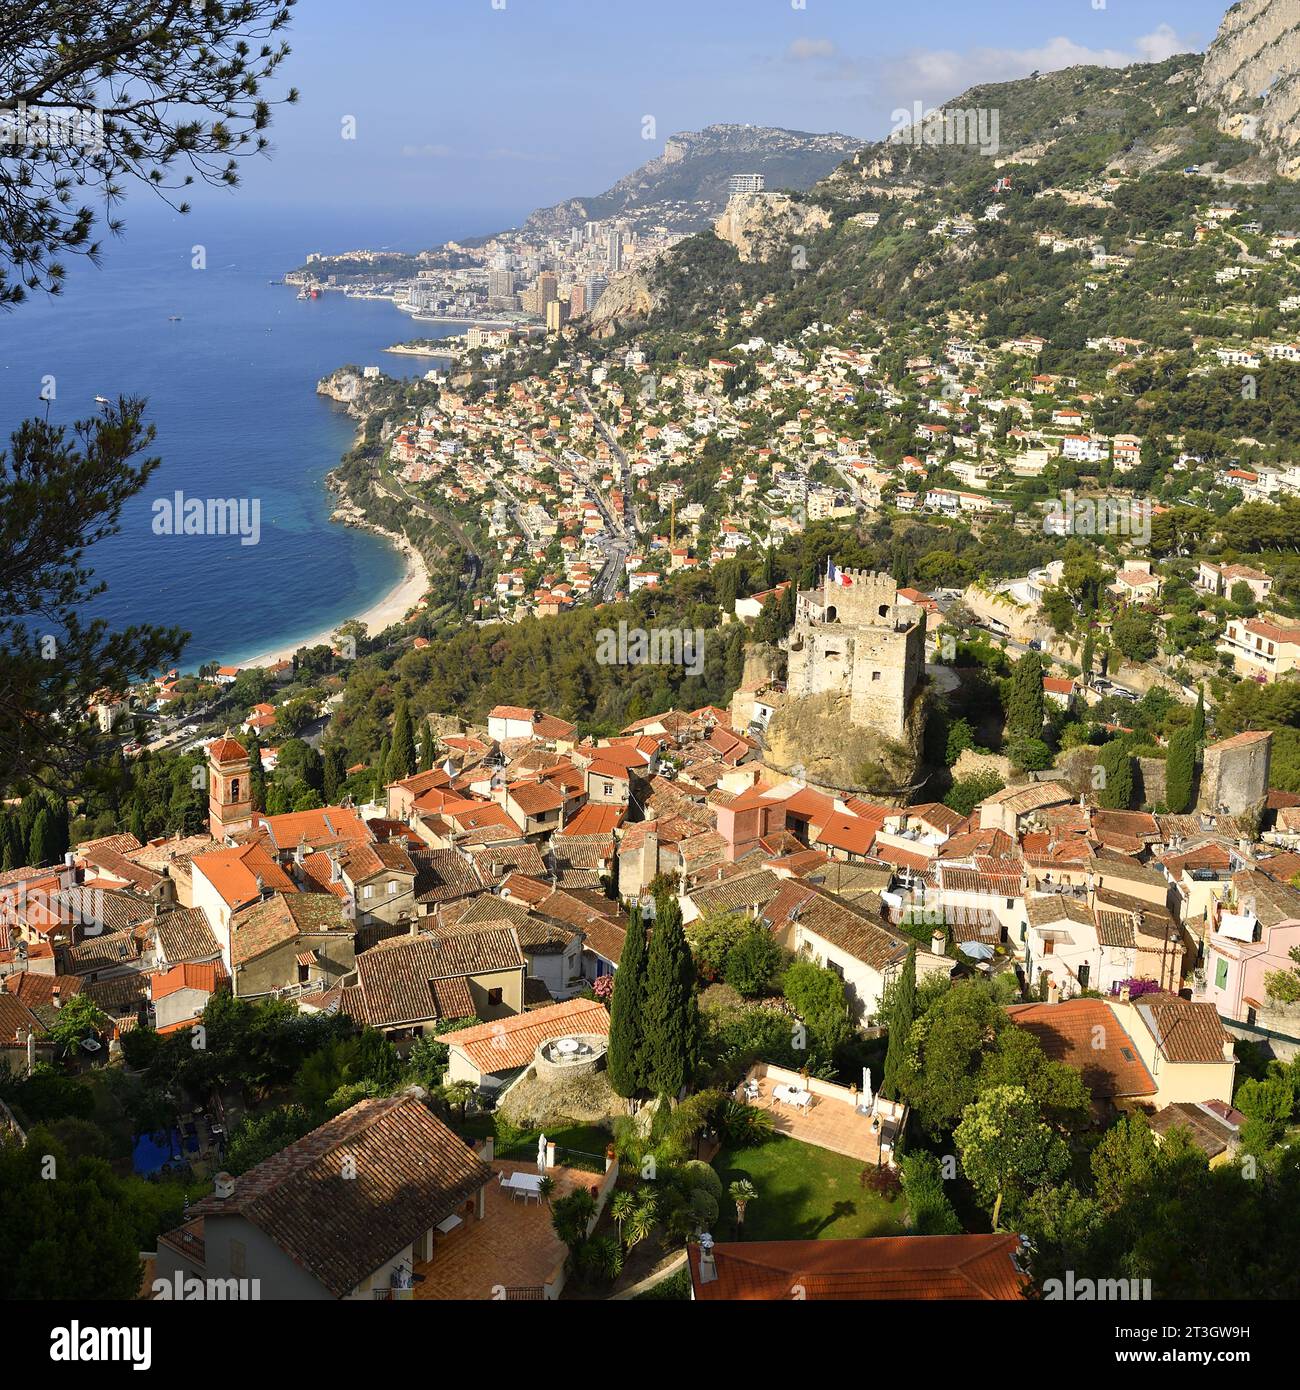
[825,605,838,623]
[230,778,240,803]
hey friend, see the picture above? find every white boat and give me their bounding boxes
[94,395,111,405]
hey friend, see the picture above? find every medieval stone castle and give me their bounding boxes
[783,569,926,743]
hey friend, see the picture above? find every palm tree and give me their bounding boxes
[610,1188,637,1242]
[624,1190,660,1250]
[538,1175,556,1207]
[729,1179,758,1237]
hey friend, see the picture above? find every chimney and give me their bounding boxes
[930,929,946,957]
[1047,981,1060,1005]
[213,1172,236,1200]
[330,852,342,884]
[52,985,61,1009]
[1119,983,1131,1003]
[0,974,7,994]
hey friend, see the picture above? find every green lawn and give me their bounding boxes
[457,1115,611,1169]
[713,1136,907,1242]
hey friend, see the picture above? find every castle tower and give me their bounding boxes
[783,567,925,743]
[208,735,254,841]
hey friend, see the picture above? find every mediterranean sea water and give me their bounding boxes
[0,200,516,669]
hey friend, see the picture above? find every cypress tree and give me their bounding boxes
[4,813,24,869]
[1081,632,1095,680]
[607,903,648,1097]
[880,945,917,1102]
[388,700,415,782]
[128,801,147,846]
[28,808,56,867]
[1006,651,1045,741]
[245,733,267,812]
[0,813,15,871]
[1191,687,1205,746]
[323,743,346,804]
[417,722,434,772]
[641,895,700,1099]
[1165,727,1196,814]
[1096,742,1135,810]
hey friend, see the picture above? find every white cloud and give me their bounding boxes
[1134,24,1187,64]
[874,27,1199,107]
[788,37,837,62]
[401,143,454,159]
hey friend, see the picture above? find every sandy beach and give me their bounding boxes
[229,529,430,670]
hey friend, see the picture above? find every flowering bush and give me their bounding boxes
[1116,977,1161,999]
[593,974,614,1002]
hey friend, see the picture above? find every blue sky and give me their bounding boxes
[215,0,1231,228]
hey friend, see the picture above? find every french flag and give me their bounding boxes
[827,560,853,587]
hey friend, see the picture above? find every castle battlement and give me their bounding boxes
[785,565,925,742]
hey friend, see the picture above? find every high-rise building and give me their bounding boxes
[729,173,766,195]
[606,229,624,273]
[487,268,515,301]
[569,285,587,317]
[546,299,570,333]
[586,274,608,307]
[537,271,558,309]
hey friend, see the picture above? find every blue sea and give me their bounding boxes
[0,200,517,670]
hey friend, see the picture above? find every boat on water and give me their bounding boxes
[94,395,111,405]
[167,314,182,322]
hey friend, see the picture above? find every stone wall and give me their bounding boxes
[1199,732,1272,816]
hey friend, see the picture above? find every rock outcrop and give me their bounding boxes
[584,269,663,338]
[713,192,832,264]
[1197,0,1300,179]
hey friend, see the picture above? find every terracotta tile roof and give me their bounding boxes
[1148,1100,1244,1158]
[251,804,371,853]
[687,869,783,917]
[507,781,566,816]
[1006,1000,1155,1098]
[1127,993,1234,1065]
[62,927,143,975]
[352,928,524,1028]
[560,804,624,837]
[762,881,907,973]
[465,842,547,887]
[0,992,47,1043]
[151,908,222,964]
[178,1095,490,1298]
[437,997,609,1073]
[152,961,226,999]
[411,848,484,905]
[816,811,879,858]
[688,1234,1027,1300]
[192,841,296,911]
[230,893,351,967]
[208,737,248,765]
[3,972,84,1021]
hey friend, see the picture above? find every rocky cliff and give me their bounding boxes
[1198,0,1300,179]
[584,268,665,338]
[713,192,833,264]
